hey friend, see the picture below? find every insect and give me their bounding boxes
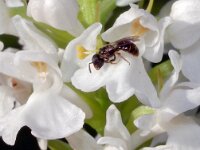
[89,36,139,73]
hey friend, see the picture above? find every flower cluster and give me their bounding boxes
[0,0,200,149]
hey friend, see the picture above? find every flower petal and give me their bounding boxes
[104,105,130,141]
[0,86,16,117]
[67,129,101,150]
[116,0,140,7]
[0,42,4,51]
[25,89,85,139]
[106,56,159,105]
[61,86,93,119]
[27,0,84,36]
[61,23,102,82]
[162,86,200,119]
[142,145,173,150]
[168,0,200,49]
[5,0,24,7]
[102,4,158,43]
[143,17,172,63]
[167,116,200,150]
[12,16,58,55]
[181,42,200,83]
[0,106,25,145]
[97,136,127,149]
[160,50,182,99]
[0,0,11,34]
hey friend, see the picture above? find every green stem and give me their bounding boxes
[146,0,154,13]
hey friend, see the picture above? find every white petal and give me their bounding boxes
[25,90,85,139]
[37,139,47,150]
[168,0,200,49]
[181,42,200,83]
[102,4,157,43]
[61,85,93,119]
[61,23,102,82]
[67,129,101,150]
[167,116,200,150]
[143,17,172,63]
[0,52,28,81]
[130,130,156,149]
[160,50,182,99]
[170,0,200,24]
[0,42,4,51]
[5,0,24,7]
[15,50,60,75]
[106,56,159,106]
[116,0,140,7]
[0,0,10,34]
[151,133,168,147]
[104,105,130,141]
[0,106,25,145]
[162,86,200,119]
[134,114,156,131]
[27,0,84,36]
[12,16,58,55]
[71,59,108,92]
[0,86,16,117]
[142,145,173,150]
[168,21,200,49]
[97,136,127,149]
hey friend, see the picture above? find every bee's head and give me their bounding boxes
[92,54,104,70]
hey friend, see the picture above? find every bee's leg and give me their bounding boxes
[116,52,130,65]
[88,62,93,73]
[109,55,117,64]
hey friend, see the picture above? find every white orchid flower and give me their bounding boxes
[116,0,140,7]
[27,0,84,36]
[12,16,92,118]
[134,50,200,150]
[0,50,86,145]
[167,0,200,84]
[67,105,147,150]
[61,22,160,106]
[102,4,171,63]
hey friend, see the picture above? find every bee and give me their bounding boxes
[89,36,139,73]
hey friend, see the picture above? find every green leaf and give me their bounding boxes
[34,22,74,48]
[148,60,173,91]
[77,0,99,28]
[100,0,116,26]
[67,83,111,134]
[48,140,72,150]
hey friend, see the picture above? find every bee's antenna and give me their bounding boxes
[88,62,92,73]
